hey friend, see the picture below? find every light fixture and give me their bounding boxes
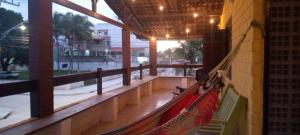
[165,34,169,39]
[151,36,156,41]
[185,28,190,33]
[210,19,215,24]
[193,13,198,18]
[132,0,135,2]
[19,25,26,31]
[159,5,164,11]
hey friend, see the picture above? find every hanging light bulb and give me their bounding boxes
[210,18,215,24]
[159,5,164,11]
[151,36,156,41]
[166,34,170,39]
[185,28,190,34]
[193,13,198,18]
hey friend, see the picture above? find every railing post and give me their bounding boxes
[123,68,130,85]
[139,64,143,80]
[97,68,102,95]
[184,63,187,77]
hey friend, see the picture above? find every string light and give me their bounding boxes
[210,19,215,24]
[193,13,198,18]
[185,28,190,34]
[151,36,156,41]
[159,5,164,11]
[166,34,169,39]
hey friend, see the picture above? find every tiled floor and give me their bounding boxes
[85,89,174,135]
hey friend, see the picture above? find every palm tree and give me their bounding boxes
[53,12,94,73]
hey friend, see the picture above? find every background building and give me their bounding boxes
[54,23,149,71]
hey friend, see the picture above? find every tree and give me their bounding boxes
[53,12,65,71]
[163,48,174,64]
[174,40,203,64]
[53,12,94,72]
[0,8,28,71]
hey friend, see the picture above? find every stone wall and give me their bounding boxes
[220,0,265,135]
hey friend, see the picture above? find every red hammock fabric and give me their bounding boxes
[193,90,219,125]
[159,93,201,125]
[148,90,220,135]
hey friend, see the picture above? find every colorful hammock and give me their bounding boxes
[146,90,219,135]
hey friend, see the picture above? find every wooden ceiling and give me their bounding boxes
[104,0,224,40]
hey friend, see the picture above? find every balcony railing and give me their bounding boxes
[0,64,202,98]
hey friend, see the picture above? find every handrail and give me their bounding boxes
[0,80,37,97]
[158,64,203,76]
[0,64,200,98]
[0,63,202,100]
[53,72,97,86]
[157,64,203,68]
[0,65,151,98]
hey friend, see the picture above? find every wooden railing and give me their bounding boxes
[157,64,203,76]
[0,65,148,98]
[0,64,202,134]
[0,64,202,98]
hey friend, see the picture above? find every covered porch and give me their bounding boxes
[0,0,270,135]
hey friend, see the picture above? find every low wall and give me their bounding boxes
[3,76,196,135]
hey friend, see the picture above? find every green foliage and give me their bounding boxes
[0,8,28,71]
[53,12,94,41]
[0,8,23,33]
[53,12,94,72]
[163,40,203,64]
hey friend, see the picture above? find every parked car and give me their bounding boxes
[0,71,19,79]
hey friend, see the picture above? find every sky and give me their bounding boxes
[0,0,180,52]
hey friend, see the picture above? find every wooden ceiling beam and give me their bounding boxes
[91,0,98,12]
[54,0,152,40]
[53,0,124,28]
[137,12,221,18]
[155,34,204,40]
[121,0,145,31]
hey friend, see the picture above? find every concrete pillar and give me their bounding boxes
[149,39,157,76]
